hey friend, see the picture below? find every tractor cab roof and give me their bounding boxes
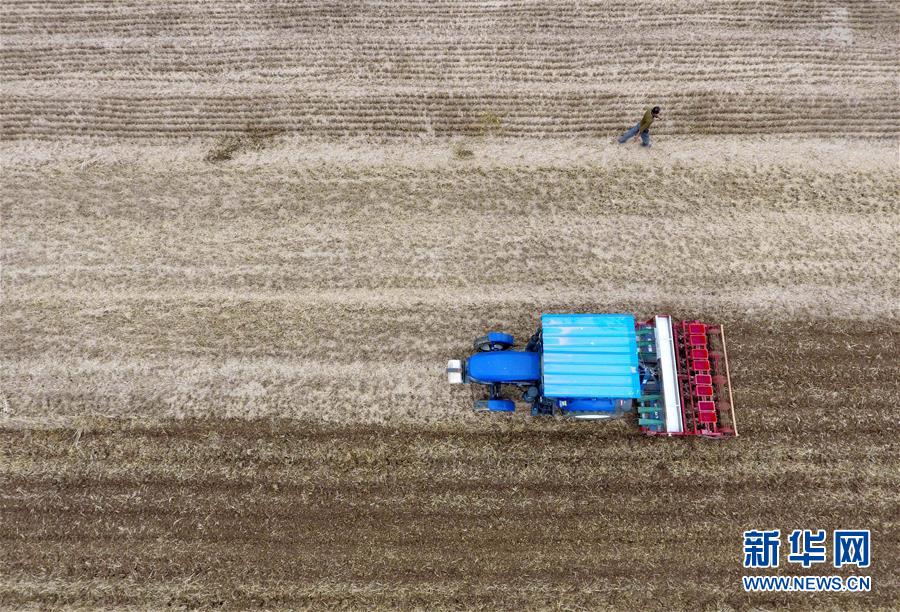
[541,314,641,399]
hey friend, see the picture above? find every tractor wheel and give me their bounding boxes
[473,399,516,413]
[473,334,513,352]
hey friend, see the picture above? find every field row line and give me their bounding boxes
[5,127,894,139]
[2,6,889,18]
[5,106,893,119]
[5,121,892,131]
[4,72,890,86]
[5,78,893,91]
[5,105,893,117]
[4,13,888,23]
[1,285,896,320]
[3,136,894,170]
[3,44,890,56]
[7,61,894,70]
[4,73,892,87]
[2,5,891,20]
[3,54,893,67]
[4,3,889,16]
[2,20,887,34]
[4,56,894,68]
[6,68,893,81]
[4,77,891,92]
[2,15,891,29]
[5,107,893,119]
[4,90,892,101]
[1,33,890,47]
[1,39,889,49]
[3,0,879,8]
[3,0,884,6]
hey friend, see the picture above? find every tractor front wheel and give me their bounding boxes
[473,332,513,352]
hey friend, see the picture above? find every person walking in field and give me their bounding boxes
[617,106,661,147]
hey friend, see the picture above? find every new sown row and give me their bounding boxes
[5,57,895,75]
[3,8,892,35]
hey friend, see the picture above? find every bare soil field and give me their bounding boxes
[2,0,899,609]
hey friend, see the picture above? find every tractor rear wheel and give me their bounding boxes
[474,399,516,413]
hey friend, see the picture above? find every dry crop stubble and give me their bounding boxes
[2,139,898,424]
[2,0,900,607]
[2,1,898,139]
[2,139,898,609]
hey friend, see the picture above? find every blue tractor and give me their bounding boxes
[447,313,738,435]
[448,314,640,419]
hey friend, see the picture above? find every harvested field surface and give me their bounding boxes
[2,139,899,609]
[3,139,898,423]
[2,1,899,139]
[2,0,900,609]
